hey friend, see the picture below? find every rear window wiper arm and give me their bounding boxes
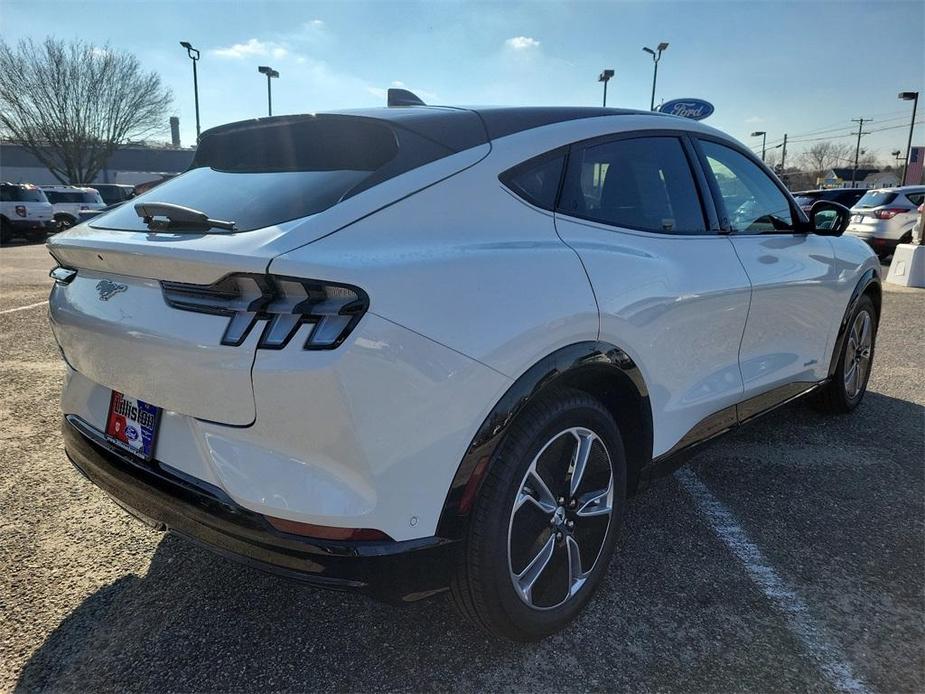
[134,201,237,232]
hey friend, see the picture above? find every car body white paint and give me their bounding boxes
[48,110,877,542]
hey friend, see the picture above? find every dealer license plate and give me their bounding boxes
[105,391,161,461]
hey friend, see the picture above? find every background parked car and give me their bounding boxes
[82,183,135,206]
[41,185,106,231]
[77,201,124,224]
[846,185,925,258]
[0,182,56,243]
[793,188,866,216]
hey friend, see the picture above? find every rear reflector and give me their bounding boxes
[265,515,392,542]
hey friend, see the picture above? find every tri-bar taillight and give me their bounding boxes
[161,273,368,350]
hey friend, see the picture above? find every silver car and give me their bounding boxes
[846,185,925,258]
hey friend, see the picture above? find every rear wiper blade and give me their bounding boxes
[134,201,236,232]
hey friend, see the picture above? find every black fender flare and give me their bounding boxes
[827,267,881,378]
[436,341,652,540]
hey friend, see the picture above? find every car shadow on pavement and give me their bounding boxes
[14,391,925,693]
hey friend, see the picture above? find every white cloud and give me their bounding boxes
[746,115,764,124]
[505,36,540,50]
[212,38,288,60]
[306,19,325,28]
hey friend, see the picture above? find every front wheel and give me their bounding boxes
[450,388,626,640]
[815,294,877,413]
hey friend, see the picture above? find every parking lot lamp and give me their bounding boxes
[179,42,200,143]
[751,131,767,162]
[899,91,919,185]
[258,66,280,117]
[598,69,615,107]
[642,42,668,111]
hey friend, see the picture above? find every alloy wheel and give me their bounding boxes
[844,309,873,400]
[507,427,614,610]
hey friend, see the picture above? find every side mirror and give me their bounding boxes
[810,200,850,236]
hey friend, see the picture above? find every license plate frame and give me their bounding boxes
[105,391,162,462]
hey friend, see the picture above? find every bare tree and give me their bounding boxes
[0,38,172,184]
[797,141,854,178]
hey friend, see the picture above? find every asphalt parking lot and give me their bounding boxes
[1,238,923,693]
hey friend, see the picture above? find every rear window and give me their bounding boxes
[91,117,405,233]
[793,196,815,207]
[1,186,48,203]
[856,191,898,208]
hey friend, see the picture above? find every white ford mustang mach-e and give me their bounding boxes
[49,93,880,640]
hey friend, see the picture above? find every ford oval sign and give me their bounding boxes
[658,98,714,121]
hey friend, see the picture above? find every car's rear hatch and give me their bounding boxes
[48,111,488,425]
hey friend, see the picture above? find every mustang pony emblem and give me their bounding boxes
[96,279,127,301]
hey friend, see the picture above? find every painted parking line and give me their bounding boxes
[676,467,870,694]
[0,300,47,315]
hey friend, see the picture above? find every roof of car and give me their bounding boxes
[41,185,98,191]
[199,105,674,155]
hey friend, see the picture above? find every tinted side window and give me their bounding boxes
[559,137,706,234]
[905,192,925,206]
[700,141,794,233]
[500,152,565,210]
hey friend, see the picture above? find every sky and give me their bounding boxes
[3,0,924,167]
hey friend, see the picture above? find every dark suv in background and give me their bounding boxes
[793,188,866,215]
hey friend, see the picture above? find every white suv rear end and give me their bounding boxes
[41,186,106,231]
[846,186,925,258]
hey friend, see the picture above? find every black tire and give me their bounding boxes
[815,294,877,413]
[450,388,626,641]
[54,214,76,232]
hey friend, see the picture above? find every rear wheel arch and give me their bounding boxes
[437,341,653,540]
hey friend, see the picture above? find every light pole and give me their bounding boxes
[751,131,767,162]
[642,42,668,111]
[598,69,614,107]
[258,65,279,117]
[179,41,200,142]
[899,91,919,185]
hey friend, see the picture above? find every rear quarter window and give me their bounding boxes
[500,151,565,210]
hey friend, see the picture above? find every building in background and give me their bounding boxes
[0,143,194,187]
[904,146,925,186]
[817,168,900,189]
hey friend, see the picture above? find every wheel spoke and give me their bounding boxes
[576,486,612,517]
[516,468,558,514]
[569,431,594,498]
[859,313,872,350]
[565,535,587,595]
[845,361,858,396]
[514,533,557,602]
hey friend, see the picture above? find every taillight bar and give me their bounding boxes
[874,208,909,220]
[161,273,368,350]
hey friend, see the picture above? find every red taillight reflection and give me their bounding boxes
[874,208,907,220]
[265,515,392,542]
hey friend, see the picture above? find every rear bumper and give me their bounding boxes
[847,232,902,254]
[62,415,460,603]
[7,219,56,233]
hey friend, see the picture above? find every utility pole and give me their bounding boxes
[780,134,788,171]
[851,118,871,188]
